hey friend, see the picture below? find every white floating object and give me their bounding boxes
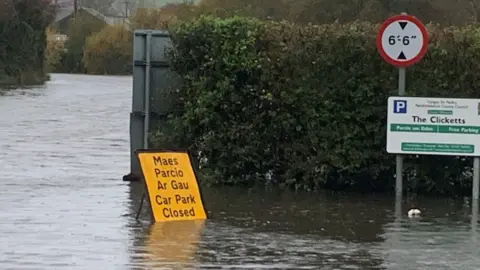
[408,208,421,217]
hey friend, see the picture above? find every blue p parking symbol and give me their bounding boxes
[393,100,407,114]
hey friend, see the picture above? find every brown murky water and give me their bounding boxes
[1,74,479,270]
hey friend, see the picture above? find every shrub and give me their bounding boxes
[83,24,133,75]
[45,28,66,72]
[194,0,480,26]
[152,16,480,196]
[129,3,198,30]
[80,4,198,75]
[0,0,55,86]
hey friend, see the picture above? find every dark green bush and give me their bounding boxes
[152,16,480,196]
[83,24,133,75]
[0,0,55,87]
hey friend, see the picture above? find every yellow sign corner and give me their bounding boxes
[136,149,207,222]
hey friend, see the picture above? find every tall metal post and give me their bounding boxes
[396,67,406,199]
[472,195,478,242]
[143,32,151,149]
[473,157,480,200]
[73,0,77,17]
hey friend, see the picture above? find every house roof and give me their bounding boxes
[55,6,128,25]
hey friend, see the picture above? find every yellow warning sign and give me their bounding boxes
[137,150,207,222]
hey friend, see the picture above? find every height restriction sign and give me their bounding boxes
[376,14,429,68]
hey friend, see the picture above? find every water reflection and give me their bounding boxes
[127,185,389,269]
[126,184,480,269]
[143,220,205,269]
[381,196,480,270]
[200,187,390,243]
[472,199,478,242]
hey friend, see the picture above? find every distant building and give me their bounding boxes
[55,6,126,25]
[53,7,119,34]
[110,0,199,17]
[52,0,199,33]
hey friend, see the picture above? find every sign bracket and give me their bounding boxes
[135,192,146,220]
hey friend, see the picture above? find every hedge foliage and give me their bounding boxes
[83,24,133,75]
[80,5,194,75]
[45,27,65,73]
[0,0,55,86]
[149,16,480,196]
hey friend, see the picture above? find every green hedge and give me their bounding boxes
[83,24,133,75]
[152,16,480,196]
[0,1,54,87]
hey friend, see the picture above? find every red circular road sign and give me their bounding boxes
[376,14,429,68]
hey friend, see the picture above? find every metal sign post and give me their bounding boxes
[396,68,406,198]
[474,158,480,200]
[376,13,429,201]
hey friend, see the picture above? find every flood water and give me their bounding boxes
[1,73,480,270]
